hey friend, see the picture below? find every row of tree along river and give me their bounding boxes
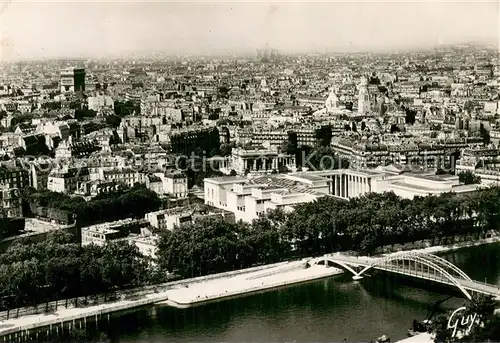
[32,242,500,343]
[4,186,500,341]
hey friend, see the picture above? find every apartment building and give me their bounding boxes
[29,162,51,190]
[145,205,235,231]
[0,185,22,218]
[47,167,90,193]
[87,95,114,112]
[235,126,326,149]
[129,235,159,260]
[81,218,149,246]
[0,162,30,189]
[101,168,143,187]
[162,171,188,197]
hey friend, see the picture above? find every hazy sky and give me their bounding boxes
[0,0,498,60]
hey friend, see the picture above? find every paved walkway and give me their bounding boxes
[380,236,500,258]
[163,263,343,307]
[0,292,169,336]
[0,261,343,336]
[2,237,499,338]
[396,332,434,343]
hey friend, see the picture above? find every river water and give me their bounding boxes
[85,244,500,343]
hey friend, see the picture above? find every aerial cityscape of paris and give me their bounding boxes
[0,1,500,342]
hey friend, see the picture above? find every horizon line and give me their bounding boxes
[2,42,498,64]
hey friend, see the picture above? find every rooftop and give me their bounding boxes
[82,226,120,235]
[164,171,187,179]
[204,176,246,184]
[245,175,323,196]
[287,173,327,182]
[129,234,158,245]
[389,181,435,191]
[406,173,458,182]
[148,203,231,220]
[83,218,145,232]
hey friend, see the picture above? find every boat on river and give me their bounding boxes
[407,319,432,337]
[408,295,450,336]
[373,334,390,343]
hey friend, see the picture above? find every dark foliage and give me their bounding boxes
[458,171,481,185]
[0,231,153,310]
[159,187,500,278]
[22,184,162,227]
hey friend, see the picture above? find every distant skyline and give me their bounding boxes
[0,1,498,61]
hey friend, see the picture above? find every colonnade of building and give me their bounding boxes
[237,156,296,174]
[329,173,372,199]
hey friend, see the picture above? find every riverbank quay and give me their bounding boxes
[0,260,302,322]
[376,235,500,258]
[396,332,434,343]
[161,261,343,308]
[161,235,500,309]
[0,292,169,341]
[395,309,500,343]
[0,260,342,340]
[2,236,500,341]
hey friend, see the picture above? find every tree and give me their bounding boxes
[468,294,496,319]
[218,86,230,99]
[432,294,499,343]
[7,183,500,312]
[432,313,453,343]
[22,187,161,227]
[390,124,401,133]
[464,314,500,342]
[405,109,417,124]
[0,232,155,311]
[69,101,82,110]
[480,124,490,145]
[105,115,122,128]
[220,142,236,157]
[464,100,475,113]
[458,171,481,185]
[157,218,248,277]
[280,140,297,155]
[74,108,97,121]
[114,101,139,117]
[315,126,333,147]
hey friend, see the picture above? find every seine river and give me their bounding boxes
[84,243,500,343]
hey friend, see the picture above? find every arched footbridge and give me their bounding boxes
[310,252,500,300]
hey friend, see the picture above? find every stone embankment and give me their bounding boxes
[0,259,343,339]
[0,292,170,340]
[162,260,343,308]
[395,332,434,343]
[2,236,500,340]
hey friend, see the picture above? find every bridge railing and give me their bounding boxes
[324,253,500,297]
[376,263,499,292]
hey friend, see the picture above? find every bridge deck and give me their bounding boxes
[460,279,500,296]
[320,254,500,297]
